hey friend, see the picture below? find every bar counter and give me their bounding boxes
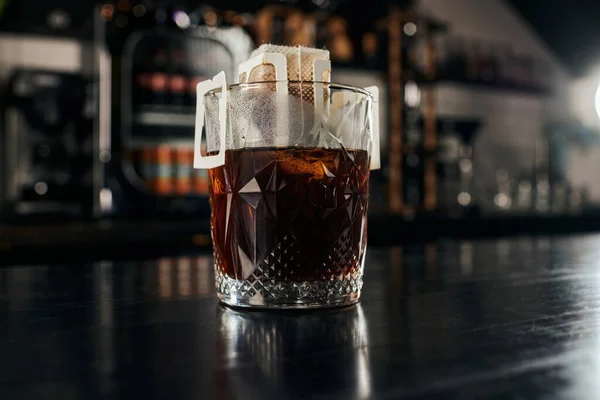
[4,212,600,265]
[3,234,600,399]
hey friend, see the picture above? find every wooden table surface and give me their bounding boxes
[3,234,600,399]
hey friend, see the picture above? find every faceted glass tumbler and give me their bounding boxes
[203,82,375,309]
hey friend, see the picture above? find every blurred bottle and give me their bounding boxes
[174,147,193,195]
[150,45,168,105]
[169,48,187,107]
[457,140,474,210]
[303,14,317,48]
[437,122,461,210]
[192,170,209,196]
[402,152,424,211]
[153,145,173,194]
[404,81,422,144]
[284,10,310,46]
[362,31,380,69]
[494,169,512,211]
[515,179,533,212]
[254,6,274,45]
[534,136,550,213]
[403,81,424,211]
[437,120,479,213]
[327,16,353,63]
[534,179,550,213]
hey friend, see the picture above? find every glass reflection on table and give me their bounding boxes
[216,304,371,400]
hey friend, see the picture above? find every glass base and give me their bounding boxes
[215,270,363,309]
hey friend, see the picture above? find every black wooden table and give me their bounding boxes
[3,234,600,399]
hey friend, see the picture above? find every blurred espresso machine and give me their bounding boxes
[0,69,93,221]
[0,2,253,222]
[0,3,101,222]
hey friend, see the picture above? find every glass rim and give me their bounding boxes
[206,80,373,98]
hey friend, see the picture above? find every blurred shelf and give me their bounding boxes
[369,212,600,245]
[133,110,195,127]
[4,213,600,265]
[412,73,552,96]
[434,77,551,96]
[128,137,194,149]
[336,66,551,97]
[0,218,212,265]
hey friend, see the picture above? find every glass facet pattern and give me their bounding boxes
[203,82,374,308]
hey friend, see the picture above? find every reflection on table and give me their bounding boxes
[3,236,600,398]
[216,304,370,399]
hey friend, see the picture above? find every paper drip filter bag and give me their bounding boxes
[194,44,380,170]
[239,44,331,103]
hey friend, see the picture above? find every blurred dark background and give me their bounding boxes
[2,0,600,261]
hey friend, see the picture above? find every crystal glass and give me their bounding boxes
[198,81,377,309]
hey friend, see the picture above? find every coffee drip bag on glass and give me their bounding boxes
[194,44,380,309]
